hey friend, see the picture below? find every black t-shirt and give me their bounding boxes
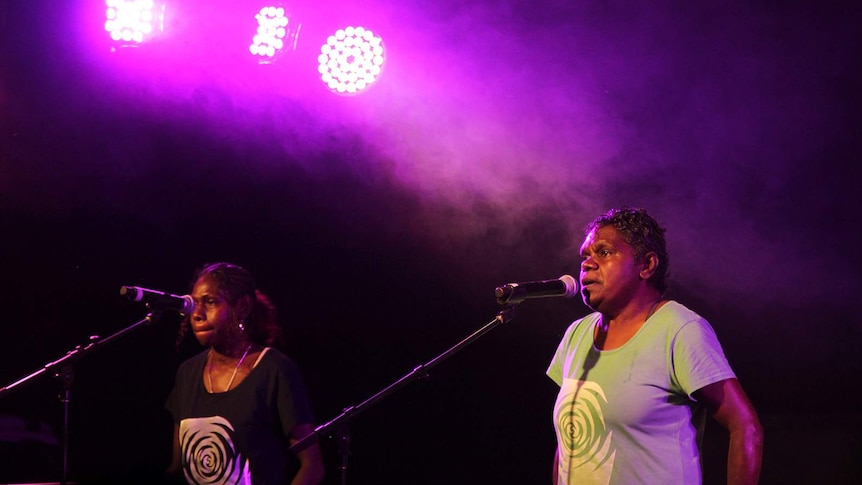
[166,348,315,485]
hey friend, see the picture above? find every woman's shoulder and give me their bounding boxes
[655,300,708,326]
[648,300,722,342]
[257,347,302,371]
[564,312,601,334]
[172,349,208,383]
[178,348,209,368]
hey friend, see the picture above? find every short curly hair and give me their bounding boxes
[587,207,670,294]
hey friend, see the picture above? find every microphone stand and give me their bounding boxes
[289,305,519,485]
[0,311,166,485]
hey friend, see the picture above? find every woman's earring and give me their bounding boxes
[238,321,246,332]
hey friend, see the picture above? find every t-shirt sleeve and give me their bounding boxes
[547,332,568,387]
[165,358,193,423]
[547,316,593,387]
[275,355,316,437]
[670,319,736,398]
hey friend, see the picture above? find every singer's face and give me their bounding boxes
[579,225,642,314]
[189,275,239,348]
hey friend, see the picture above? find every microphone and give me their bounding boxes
[119,286,195,315]
[495,275,579,306]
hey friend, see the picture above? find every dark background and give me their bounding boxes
[1,0,860,483]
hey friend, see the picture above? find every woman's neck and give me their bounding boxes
[211,341,256,361]
[601,291,664,329]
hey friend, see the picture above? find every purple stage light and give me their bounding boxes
[318,26,385,95]
[249,5,300,64]
[104,0,165,47]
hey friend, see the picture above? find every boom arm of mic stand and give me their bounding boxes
[288,305,518,459]
[0,313,163,396]
[0,311,166,485]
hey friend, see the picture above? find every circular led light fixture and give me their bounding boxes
[318,26,385,95]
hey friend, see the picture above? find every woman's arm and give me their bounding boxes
[165,424,182,479]
[289,423,326,485]
[694,378,764,485]
[552,445,559,484]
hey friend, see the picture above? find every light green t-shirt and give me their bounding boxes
[547,301,736,485]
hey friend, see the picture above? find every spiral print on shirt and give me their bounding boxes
[554,379,615,482]
[180,416,251,485]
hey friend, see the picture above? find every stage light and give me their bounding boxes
[104,0,165,47]
[318,26,385,95]
[249,5,301,64]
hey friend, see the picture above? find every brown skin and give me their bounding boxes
[167,275,325,485]
[552,225,762,484]
[694,379,763,485]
